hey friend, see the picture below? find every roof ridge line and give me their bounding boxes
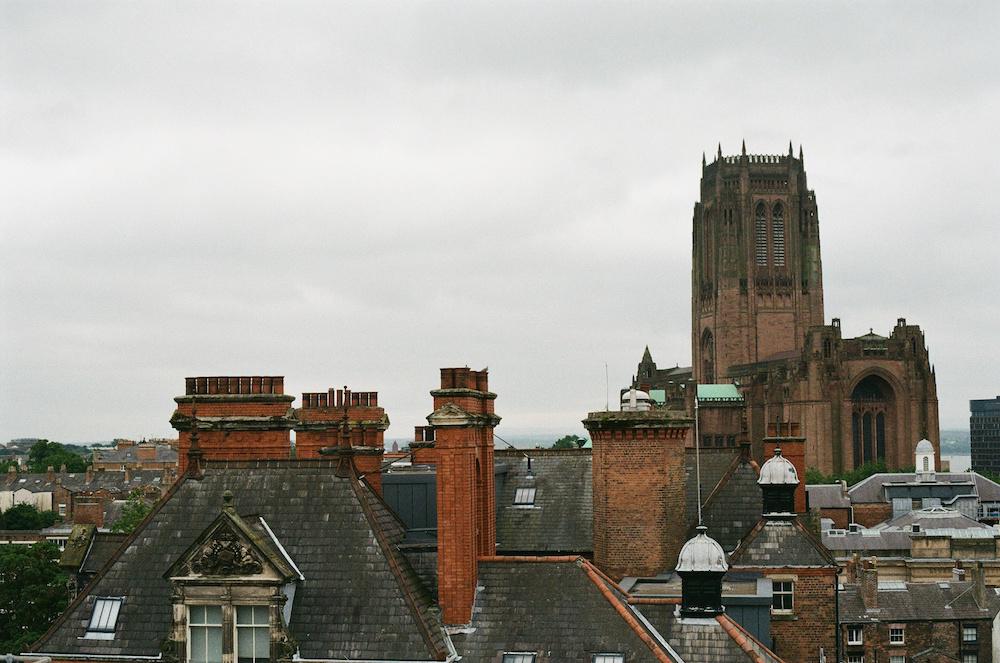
[579,562,677,663]
[350,473,449,660]
[700,448,746,510]
[478,555,581,563]
[580,557,631,596]
[715,614,780,663]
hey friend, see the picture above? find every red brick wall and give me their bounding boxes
[585,414,690,580]
[171,377,295,473]
[430,368,498,625]
[766,569,837,663]
[853,503,892,528]
[843,618,993,663]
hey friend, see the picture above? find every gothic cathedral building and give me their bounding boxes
[637,143,940,475]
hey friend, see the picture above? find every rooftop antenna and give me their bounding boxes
[605,362,610,412]
[494,431,534,478]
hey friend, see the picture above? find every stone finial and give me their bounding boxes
[788,141,793,156]
[717,142,722,159]
[222,490,235,512]
[741,139,746,156]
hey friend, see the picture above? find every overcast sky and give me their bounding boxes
[2,2,998,445]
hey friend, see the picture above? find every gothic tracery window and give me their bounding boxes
[772,203,785,266]
[754,202,767,265]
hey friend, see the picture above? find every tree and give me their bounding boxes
[0,541,70,652]
[0,503,60,530]
[551,435,587,450]
[26,439,88,473]
[111,489,153,533]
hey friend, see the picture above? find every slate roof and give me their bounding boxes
[495,448,593,553]
[686,447,744,526]
[805,483,850,509]
[700,454,762,552]
[455,558,674,662]
[848,473,987,503]
[1,470,167,494]
[839,581,1000,622]
[876,507,991,532]
[93,444,177,464]
[30,460,450,661]
[81,532,129,575]
[730,517,837,568]
[821,529,912,553]
[636,603,782,663]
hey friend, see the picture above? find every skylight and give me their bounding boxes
[502,654,536,663]
[513,487,536,506]
[593,655,625,663]
[85,597,123,639]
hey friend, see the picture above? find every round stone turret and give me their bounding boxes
[677,525,728,617]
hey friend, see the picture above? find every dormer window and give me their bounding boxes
[85,597,123,639]
[513,487,536,507]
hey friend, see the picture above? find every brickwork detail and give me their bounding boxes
[423,367,500,625]
[584,411,692,580]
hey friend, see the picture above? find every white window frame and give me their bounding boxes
[502,654,536,663]
[84,597,123,639]
[847,625,864,645]
[847,656,864,663]
[962,654,978,663]
[772,579,794,613]
[963,624,978,643]
[188,604,224,663]
[889,657,905,663]
[234,604,270,663]
[593,655,625,663]
[889,625,905,645]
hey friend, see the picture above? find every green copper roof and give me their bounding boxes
[696,384,743,402]
[649,389,667,404]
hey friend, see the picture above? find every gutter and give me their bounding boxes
[27,655,160,661]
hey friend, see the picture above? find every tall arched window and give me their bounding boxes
[755,202,768,265]
[771,203,785,266]
[701,329,715,383]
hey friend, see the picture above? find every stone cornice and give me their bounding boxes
[170,413,296,431]
[175,394,296,404]
[426,403,501,427]
[582,410,692,431]
[429,388,498,400]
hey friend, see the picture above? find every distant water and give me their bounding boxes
[944,454,972,472]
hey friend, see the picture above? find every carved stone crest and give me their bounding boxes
[190,525,264,576]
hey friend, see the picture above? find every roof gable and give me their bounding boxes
[30,460,449,661]
[729,517,836,568]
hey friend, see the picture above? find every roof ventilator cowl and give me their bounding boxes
[677,525,728,617]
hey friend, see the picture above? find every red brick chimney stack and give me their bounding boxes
[170,377,296,473]
[583,407,693,580]
[859,558,878,609]
[764,421,807,513]
[420,367,499,625]
[296,386,389,495]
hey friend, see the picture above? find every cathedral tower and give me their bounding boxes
[692,143,824,382]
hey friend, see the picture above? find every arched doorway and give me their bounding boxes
[851,374,895,467]
[701,329,715,383]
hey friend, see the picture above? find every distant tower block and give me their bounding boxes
[692,144,824,382]
[170,377,296,474]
